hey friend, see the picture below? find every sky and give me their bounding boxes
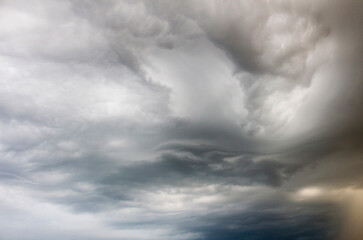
[0,0,362,239]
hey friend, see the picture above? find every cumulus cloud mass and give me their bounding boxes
[1,0,362,239]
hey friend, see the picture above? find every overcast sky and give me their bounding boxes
[1,0,363,239]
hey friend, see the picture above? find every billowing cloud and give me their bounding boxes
[0,0,362,239]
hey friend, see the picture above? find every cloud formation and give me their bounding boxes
[0,0,362,239]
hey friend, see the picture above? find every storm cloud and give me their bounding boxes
[0,0,362,239]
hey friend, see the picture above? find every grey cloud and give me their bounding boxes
[190,204,340,240]
[0,0,362,240]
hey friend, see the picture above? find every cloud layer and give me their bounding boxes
[1,0,362,239]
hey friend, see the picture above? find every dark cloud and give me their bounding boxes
[191,204,340,240]
[0,0,362,239]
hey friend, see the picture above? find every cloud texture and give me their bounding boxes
[0,0,362,239]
